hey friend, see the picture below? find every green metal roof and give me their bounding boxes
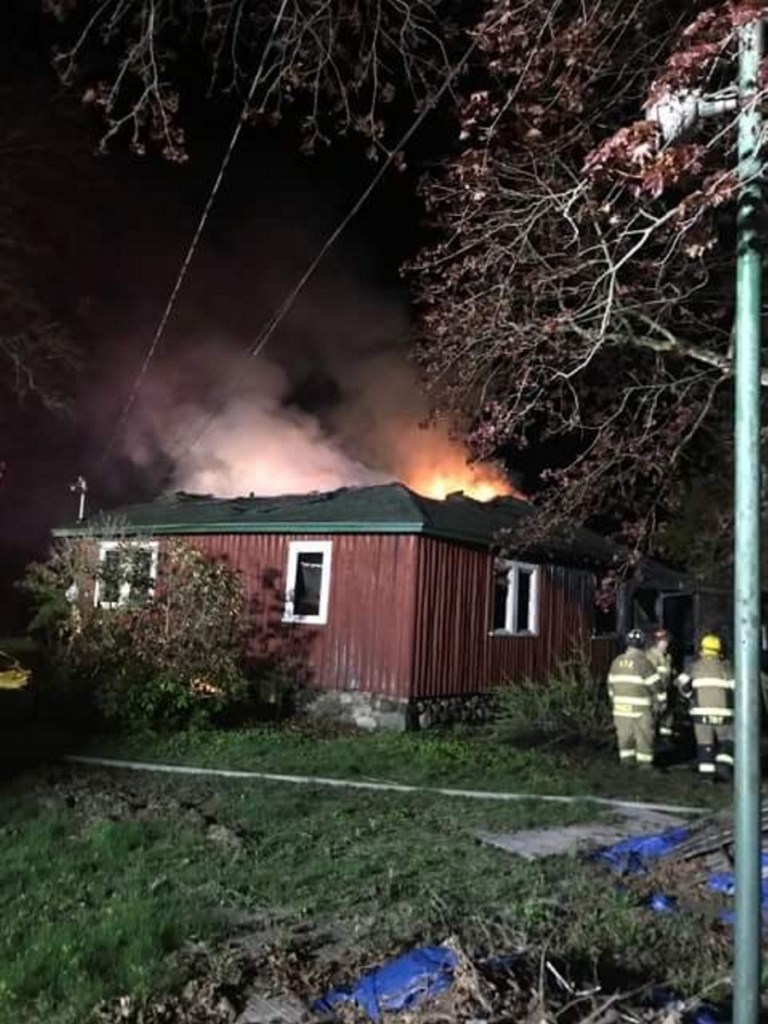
[55,484,510,542]
[52,482,689,581]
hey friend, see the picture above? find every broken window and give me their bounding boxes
[490,561,540,636]
[283,541,333,625]
[95,541,159,608]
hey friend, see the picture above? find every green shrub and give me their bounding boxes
[21,535,266,731]
[490,647,613,748]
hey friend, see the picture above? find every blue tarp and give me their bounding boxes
[708,852,768,895]
[647,892,677,914]
[650,988,723,1024]
[312,946,458,1020]
[313,947,726,1023]
[708,853,768,924]
[592,827,691,876]
[595,828,768,925]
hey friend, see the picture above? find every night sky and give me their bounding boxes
[0,2,441,629]
[1,3,541,632]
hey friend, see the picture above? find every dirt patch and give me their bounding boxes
[88,934,728,1024]
[21,765,247,846]
[87,919,372,1024]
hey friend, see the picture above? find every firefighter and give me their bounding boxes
[677,633,734,782]
[607,628,661,768]
[646,627,674,740]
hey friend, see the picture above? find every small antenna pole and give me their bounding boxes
[70,476,88,522]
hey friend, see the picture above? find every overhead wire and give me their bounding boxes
[96,0,292,470]
[169,33,482,465]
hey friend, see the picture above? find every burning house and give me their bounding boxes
[54,483,693,728]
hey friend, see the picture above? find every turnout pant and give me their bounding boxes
[693,717,734,777]
[613,713,654,765]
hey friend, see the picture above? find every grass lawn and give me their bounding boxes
[0,764,731,1024]
[84,725,733,810]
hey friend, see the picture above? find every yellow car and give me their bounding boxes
[0,651,31,690]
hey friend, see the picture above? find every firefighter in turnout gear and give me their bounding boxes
[607,628,661,768]
[677,633,734,781]
[646,627,674,740]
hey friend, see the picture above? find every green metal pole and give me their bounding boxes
[734,17,764,1024]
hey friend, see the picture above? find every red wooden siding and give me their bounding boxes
[180,533,418,698]
[412,539,489,697]
[143,531,614,699]
[412,536,615,697]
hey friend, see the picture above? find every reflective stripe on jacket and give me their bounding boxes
[607,648,660,719]
[687,655,734,720]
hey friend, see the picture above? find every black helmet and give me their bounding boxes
[627,627,645,647]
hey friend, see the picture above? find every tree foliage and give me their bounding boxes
[45,0,461,159]
[22,532,252,728]
[42,0,767,563]
[408,0,767,556]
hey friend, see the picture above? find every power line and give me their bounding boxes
[97,0,291,470]
[170,34,481,465]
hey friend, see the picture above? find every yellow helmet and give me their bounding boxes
[700,634,722,656]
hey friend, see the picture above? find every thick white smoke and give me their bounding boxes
[122,333,516,501]
[115,183,517,502]
[123,340,394,496]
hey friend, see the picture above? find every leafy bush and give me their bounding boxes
[490,648,613,749]
[22,534,258,730]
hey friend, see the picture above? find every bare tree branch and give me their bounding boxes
[620,327,768,387]
[46,0,461,159]
[408,0,761,553]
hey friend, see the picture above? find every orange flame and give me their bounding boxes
[404,459,522,503]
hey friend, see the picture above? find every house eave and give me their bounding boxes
[52,520,509,548]
[52,520,631,567]
[53,521,431,539]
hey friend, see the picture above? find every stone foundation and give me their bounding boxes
[412,693,495,729]
[303,690,410,731]
[303,689,495,731]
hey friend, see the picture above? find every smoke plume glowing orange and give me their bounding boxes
[125,344,522,505]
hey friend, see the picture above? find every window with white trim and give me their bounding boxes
[283,541,333,625]
[490,560,540,636]
[94,541,159,608]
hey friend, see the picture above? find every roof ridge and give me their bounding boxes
[395,484,434,527]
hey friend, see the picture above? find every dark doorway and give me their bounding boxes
[660,593,694,668]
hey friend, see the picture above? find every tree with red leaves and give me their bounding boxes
[43,0,463,160]
[408,0,768,573]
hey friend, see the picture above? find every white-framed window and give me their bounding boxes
[94,540,159,608]
[283,540,333,625]
[490,560,540,636]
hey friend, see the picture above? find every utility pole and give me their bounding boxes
[733,17,764,1024]
[70,475,88,523]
